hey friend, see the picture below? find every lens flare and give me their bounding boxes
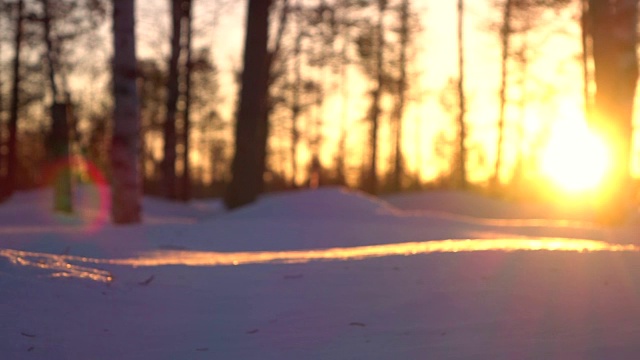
[42,156,110,233]
[540,119,610,193]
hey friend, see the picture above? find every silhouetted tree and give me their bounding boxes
[588,0,638,223]
[360,0,387,195]
[162,0,183,200]
[492,0,512,188]
[179,0,193,202]
[456,0,467,189]
[5,0,24,199]
[0,5,5,202]
[111,0,142,223]
[224,0,272,209]
[40,0,72,213]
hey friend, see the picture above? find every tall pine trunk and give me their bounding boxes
[392,0,409,192]
[290,27,303,187]
[42,0,72,213]
[0,21,5,201]
[6,0,24,199]
[180,0,193,202]
[588,0,638,223]
[224,0,272,209]
[162,0,183,199]
[456,0,467,189]
[493,0,512,188]
[111,0,142,224]
[367,0,386,195]
[580,0,592,121]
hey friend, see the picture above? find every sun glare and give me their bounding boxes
[540,119,610,193]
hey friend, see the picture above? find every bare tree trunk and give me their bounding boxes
[162,0,183,200]
[5,0,24,198]
[256,0,288,195]
[391,0,409,192]
[0,22,5,201]
[335,30,349,186]
[290,10,303,187]
[367,0,386,195]
[580,0,592,121]
[49,103,72,213]
[42,0,58,100]
[224,0,272,209]
[492,0,512,188]
[180,0,193,202]
[588,0,638,223]
[42,0,73,213]
[456,0,467,189]
[111,0,142,224]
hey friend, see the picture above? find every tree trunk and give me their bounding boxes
[42,0,73,213]
[42,0,59,101]
[180,0,193,202]
[111,0,142,224]
[290,14,303,187]
[392,0,409,192]
[367,0,386,195]
[224,0,272,209]
[0,23,5,201]
[456,0,467,189]
[162,0,183,200]
[493,0,512,188]
[49,102,72,213]
[335,29,349,186]
[5,0,24,198]
[588,0,638,223]
[580,0,592,121]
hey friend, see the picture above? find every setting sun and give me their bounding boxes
[540,118,611,193]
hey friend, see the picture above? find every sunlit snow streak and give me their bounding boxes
[1,238,638,283]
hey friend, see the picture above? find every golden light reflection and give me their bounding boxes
[540,118,610,193]
[1,238,638,283]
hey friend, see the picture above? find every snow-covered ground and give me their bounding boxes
[1,185,640,359]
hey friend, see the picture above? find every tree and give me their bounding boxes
[40,0,72,213]
[588,0,638,223]
[111,0,142,223]
[388,0,411,192]
[179,0,193,202]
[224,0,272,209]
[580,0,592,121]
[362,0,387,195]
[5,0,24,200]
[0,3,6,202]
[456,0,467,189]
[162,0,183,200]
[492,0,513,188]
[289,0,303,187]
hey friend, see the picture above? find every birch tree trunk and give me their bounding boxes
[111,0,142,224]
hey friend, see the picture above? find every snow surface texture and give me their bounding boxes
[1,185,640,359]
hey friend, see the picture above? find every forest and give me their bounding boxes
[0,0,637,224]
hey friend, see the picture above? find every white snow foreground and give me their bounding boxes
[1,186,640,359]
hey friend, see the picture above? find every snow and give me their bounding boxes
[1,185,640,359]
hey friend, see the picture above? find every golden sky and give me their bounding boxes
[133,0,639,184]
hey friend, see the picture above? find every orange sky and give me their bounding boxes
[134,0,639,184]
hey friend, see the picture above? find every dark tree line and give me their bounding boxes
[0,0,637,225]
